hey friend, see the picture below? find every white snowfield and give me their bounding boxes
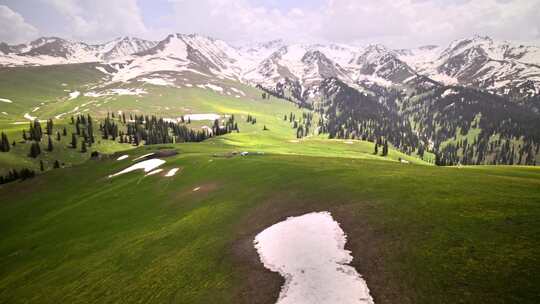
[116,155,129,161]
[133,153,155,161]
[24,113,37,121]
[146,169,163,176]
[165,168,180,177]
[108,159,165,178]
[181,113,221,121]
[0,98,13,103]
[68,91,80,100]
[204,84,224,93]
[254,212,374,304]
[230,87,246,96]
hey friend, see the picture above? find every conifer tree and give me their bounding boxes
[81,140,87,153]
[47,136,54,151]
[71,133,77,149]
[28,141,41,158]
[0,132,9,152]
[40,160,44,171]
[382,140,389,156]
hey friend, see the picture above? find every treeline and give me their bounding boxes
[0,168,36,185]
[283,112,313,139]
[404,86,540,165]
[101,112,238,146]
[316,78,421,155]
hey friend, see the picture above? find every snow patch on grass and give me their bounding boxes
[0,98,13,103]
[24,113,37,121]
[108,159,165,178]
[230,87,246,96]
[205,84,224,93]
[116,155,129,161]
[109,88,147,96]
[165,168,180,177]
[146,169,163,176]
[68,91,80,100]
[254,211,374,304]
[133,153,155,161]
[140,77,175,86]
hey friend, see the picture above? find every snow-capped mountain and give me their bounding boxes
[97,37,157,60]
[0,36,157,66]
[399,36,540,96]
[108,33,247,82]
[1,34,539,98]
[243,44,351,89]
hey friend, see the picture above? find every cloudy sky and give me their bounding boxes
[0,0,539,48]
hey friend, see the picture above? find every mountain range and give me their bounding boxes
[1,34,539,99]
[1,33,540,165]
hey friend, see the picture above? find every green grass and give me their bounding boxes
[1,66,539,303]
[1,68,429,174]
[0,143,539,303]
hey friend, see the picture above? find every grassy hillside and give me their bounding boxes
[0,143,539,304]
[0,65,428,174]
[1,64,538,304]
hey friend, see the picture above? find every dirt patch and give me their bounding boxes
[331,204,414,304]
[230,196,409,304]
[230,195,325,304]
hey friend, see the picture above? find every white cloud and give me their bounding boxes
[43,0,149,42]
[166,0,540,47]
[0,5,39,44]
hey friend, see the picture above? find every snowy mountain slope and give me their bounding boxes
[398,36,540,96]
[1,34,539,98]
[108,33,249,82]
[243,44,351,88]
[0,36,156,66]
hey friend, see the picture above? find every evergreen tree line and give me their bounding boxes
[0,168,36,185]
[103,113,238,146]
[0,132,10,152]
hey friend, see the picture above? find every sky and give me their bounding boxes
[0,0,539,48]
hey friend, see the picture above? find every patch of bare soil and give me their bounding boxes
[230,196,412,304]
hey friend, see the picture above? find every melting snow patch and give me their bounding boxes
[24,113,37,121]
[441,88,459,98]
[108,159,165,178]
[84,91,106,98]
[193,187,201,192]
[68,91,80,100]
[117,155,129,161]
[133,153,155,161]
[254,212,374,304]
[230,87,246,96]
[205,84,224,93]
[109,88,147,96]
[146,169,163,176]
[140,77,175,86]
[0,98,13,103]
[184,113,221,121]
[95,66,111,74]
[165,168,180,177]
[1,112,7,115]
[185,83,193,87]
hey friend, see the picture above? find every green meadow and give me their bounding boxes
[1,65,539,304]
